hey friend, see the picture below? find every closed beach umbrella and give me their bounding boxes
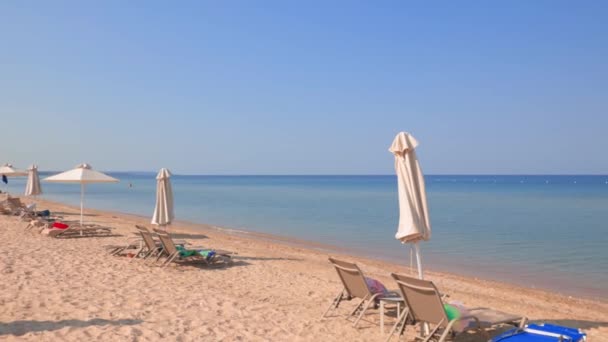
[44,163,119,225]
[25,164,42,197]
[151,168,174,229]
[389,132,431,279]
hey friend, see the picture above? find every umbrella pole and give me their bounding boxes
[414,242,430,336]
[80,183,85,228]
[414,242,423,280]
[410,245,414,276]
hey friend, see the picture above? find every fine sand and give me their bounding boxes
[1,198,606,341]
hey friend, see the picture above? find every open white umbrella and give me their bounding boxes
[25,164,42,197]
[151,168,174,229]
[0,163,28,193]
[43,163,119,225]
[389,132,431,279]
[0,163,28,176]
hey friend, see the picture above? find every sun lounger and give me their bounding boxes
[323,257,402,328]
[385,273,526,342]
[0,197,27,216]
[129,225,165,261]
[25,216,57,231]
[129,225,194,262]
[153,229,233,268]
[104,234,143,256]
[42,222,113,238]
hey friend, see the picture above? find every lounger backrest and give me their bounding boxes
[391,273,448,327]
[135,225,157,251]
[2,197,22,212]
[155,230,178,255]
[328,257,372,299]
[7,197,24,209]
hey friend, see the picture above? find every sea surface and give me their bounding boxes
[5,174,607,299]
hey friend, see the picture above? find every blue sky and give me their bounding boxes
[1,1,606,174]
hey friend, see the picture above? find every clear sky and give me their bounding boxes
[1,1,607,175]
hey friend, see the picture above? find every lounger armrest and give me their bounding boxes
[458,315,480,322]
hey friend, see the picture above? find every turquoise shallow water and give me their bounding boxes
[5,174,607,299]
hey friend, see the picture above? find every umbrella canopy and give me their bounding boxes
[389,132,431,279]
[25,164,42,196]
[0,163,27,194]
[44,163,119,184]
[151,168,174,227]
[44,163,119,224]
[0,163,28,177]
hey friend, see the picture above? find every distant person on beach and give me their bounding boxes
[129,182,133,188]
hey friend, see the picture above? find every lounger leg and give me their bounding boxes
[386,307,410,342]
[162,252,178,268]
[155,250,166,263]
[349,297,367,319]
[322,290,345,318]
[113,246,126,255]
[109,247,124,256]
[353,294,379,327]
[146,248,163,264]
[141,249,154,260]
[397,312,408,336]
[380,300,385,334]
[385,308,410,342]
[155,251,171,266]
[422,319,444,342]
[146,249,156,259]
[518,317,528,329]
[129,247,144,263]
[437,319,458,342]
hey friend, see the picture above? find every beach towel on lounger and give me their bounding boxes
[365,277,388,295]
[176,245,216,260]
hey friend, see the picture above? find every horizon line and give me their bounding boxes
[36,171,608,177]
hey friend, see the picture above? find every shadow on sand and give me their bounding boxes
[0,318,143,336]
[168,233,208,240]
[56,234,123,239]
[532,319,608,330]
[232,256,302,262]
[53,211,99,217]
[167,260,252,270]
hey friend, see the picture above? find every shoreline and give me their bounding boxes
[4,173,607,302]
[37,197,607,303]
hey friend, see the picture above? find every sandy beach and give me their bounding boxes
[0,197,606,341]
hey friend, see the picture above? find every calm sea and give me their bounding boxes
[5,174,607,299]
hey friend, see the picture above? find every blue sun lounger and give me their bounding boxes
[492,323,586,342]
